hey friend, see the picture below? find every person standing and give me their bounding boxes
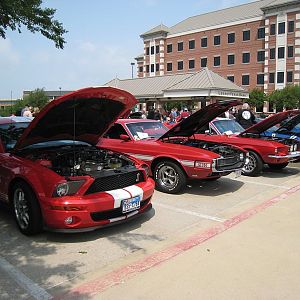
[236,103,256,129]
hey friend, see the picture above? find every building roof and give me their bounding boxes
[104,68,248,100]
[261,0,299,10]
[140,24,169,38]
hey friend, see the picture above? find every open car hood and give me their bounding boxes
[159,100,241,140]
[14,87,137,150]
[240,110,300,135]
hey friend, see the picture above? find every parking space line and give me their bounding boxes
[0,256,52,300]
[232,178,290,189]
[155,202,225,222]
[56,183,300,299]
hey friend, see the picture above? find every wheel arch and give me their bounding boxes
[243,148,265,163]
[151,156,188,177]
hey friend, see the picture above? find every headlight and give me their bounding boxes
[290,144,297,152]
[53,180,85,197]
[239,153,244,161]
[55,183,69,197]
[141,164,150,178]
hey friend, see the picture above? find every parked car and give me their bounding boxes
[0,87,154,235]
[199,109,300,176]
[98,100,248,194]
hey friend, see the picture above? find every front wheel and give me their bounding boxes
[12,182,43,235]
[154,161,186,194]
[242,151,263,176]
[268,162,288,170]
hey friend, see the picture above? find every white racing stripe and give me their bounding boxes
[155,203,225,222]
[106,189,131,208]
[0,256,52,300]
[123,185,144,199]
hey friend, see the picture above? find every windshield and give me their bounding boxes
[213,119,244,134]
[0,122,30,151]
[276,115,300,136]
[126,121,168,140]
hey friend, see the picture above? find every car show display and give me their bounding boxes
[0,87,154,235]
[99,100,248,194]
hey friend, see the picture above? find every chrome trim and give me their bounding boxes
[268,151,300,159]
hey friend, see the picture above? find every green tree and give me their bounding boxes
[0,0,67,49]
[248,88,266,110]
[269,85,300,111]
[23,88,48,109]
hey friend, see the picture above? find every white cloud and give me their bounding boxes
[0,38,20,67]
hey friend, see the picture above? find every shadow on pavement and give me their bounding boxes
[261,165,300,178]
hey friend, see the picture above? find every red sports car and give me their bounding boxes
[0,87,154,235]
[98,100,247,194]
[197,109,300,176]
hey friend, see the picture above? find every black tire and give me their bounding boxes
[153,161,186,194]
[12,182,43,235]
[242,151,263,176]
[268,162,289,170]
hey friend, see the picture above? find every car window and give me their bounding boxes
[213,119,244,134]
[104,124,128,139]
[126,122,168,140]
[0,122,30,151]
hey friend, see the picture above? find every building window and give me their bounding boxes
[243,30,250,41]
[228,32,235,43]
[257,74,264,85]
[288,20,294,33]
[201,37,207,47]
[257,27,265,39]
[270,48,275,59]
[277,72,284,83]
[167,44,173,53]
[214,35,221,45]
[188,59,195,69]
[228,54,235,65]
[201,57,207,68]
[150,64,154,72]
[278,22,285,34]
[146,65,149,73]
[278,47,285,59]
[288,46,294,58]
[287,71,293,83]
[177,42,183,51]
[257,50,265,62]
[270,24,276,35]
[151,46,155,55]
[177,61,183,70]
[146,47,149,55]
[214,56,221,66]
[227,75,234,82]
[189,40,195,50]
[269,72,275,84]
[139,66,143,73]
[156,45,159,54]
[167,62,172,71]
[242,52,250,63]
[242,75,250,86]
[156,63,159,72]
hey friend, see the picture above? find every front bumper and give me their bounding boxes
[40,178,154,231]
[268,151,300,160]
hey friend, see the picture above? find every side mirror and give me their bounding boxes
[120,134,130,141]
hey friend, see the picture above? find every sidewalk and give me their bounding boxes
[94,184,300,300]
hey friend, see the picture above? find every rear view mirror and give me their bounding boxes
[120,134,130,141]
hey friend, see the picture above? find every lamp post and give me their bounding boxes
[130,62,135,79]
[59,87,62,96]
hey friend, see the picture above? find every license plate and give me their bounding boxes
[235,169,242,178]
[122,195,141,213]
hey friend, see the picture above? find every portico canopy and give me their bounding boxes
[104,68,249,104]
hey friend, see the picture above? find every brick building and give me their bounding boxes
[136,0,299,111]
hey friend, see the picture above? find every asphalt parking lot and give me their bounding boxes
[0,162,300,300]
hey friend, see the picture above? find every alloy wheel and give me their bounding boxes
[13,188,30,230]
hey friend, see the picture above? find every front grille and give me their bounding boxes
[215,155,244,171]
[90,198,151,221]
[85,170,144,195]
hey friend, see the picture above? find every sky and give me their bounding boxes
[0,0,252,99]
